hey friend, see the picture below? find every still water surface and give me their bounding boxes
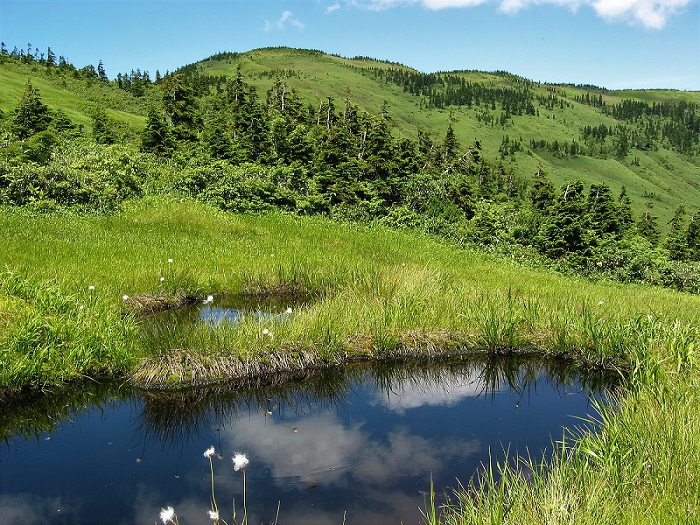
[0,358,614,525]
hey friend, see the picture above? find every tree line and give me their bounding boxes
[1,51,699,293]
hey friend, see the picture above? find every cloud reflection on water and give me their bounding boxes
[372,369,499,413]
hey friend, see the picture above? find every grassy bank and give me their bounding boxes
[1,196,698,522]
[425,338,699,524]
[2,196,698,391]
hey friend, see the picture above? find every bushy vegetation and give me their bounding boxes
[1,49,699,294]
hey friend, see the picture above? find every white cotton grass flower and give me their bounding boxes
[168,258,174,263]
[160,506,176,524]
[122,295,129,301]
[204,446,215,458]
[598,300,605,305]
[232,452,249,471]
[160,277,165,282]
[207,295,214,303]
[285,307,293,314]
[88,285,95,290]
[262,328,269,335]
[208,509,220,520]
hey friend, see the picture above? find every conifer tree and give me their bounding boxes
[97,60,108,82]
[91,107,115,144]
[686,214,700,261]
[529,166,555,212]
[12,81,52,139]
[663,205,688,260]
[587,183,621,237]
[46,47,56,67]
[441,122,459,166]
[618,186,634,231]
[536,180,590,258]
[141,107,174,154]
[637,202,660,246]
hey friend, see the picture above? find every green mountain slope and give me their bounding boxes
[1,46,698,225]
[0,59,148,129]
[188,47,700,224]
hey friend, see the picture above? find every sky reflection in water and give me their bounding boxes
[0,358,614,525]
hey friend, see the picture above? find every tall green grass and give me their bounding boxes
[425,320,699,525]
[2,196,698,392]
[0,271,135,395]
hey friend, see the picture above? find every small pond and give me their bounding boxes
[0,357,615,524]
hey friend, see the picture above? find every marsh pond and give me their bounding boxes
[0,353,615,525]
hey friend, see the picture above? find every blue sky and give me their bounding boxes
[1,0,698,90]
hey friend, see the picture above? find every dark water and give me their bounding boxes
[0,358,614,525]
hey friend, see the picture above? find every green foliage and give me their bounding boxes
[0,46,698,293]
[12,80,52,139]
[141,107,175,154]
[91,106,115,144]
[637,202,661,246]
[0,141,144,210]
[663,205,688,260]
[536,180,591,259]
[0,271,135,395]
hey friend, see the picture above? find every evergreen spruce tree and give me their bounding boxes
[91,107,115,144]
[441,121,459,166]
[46,47,56,67]
[159,74,198,139]
[663,205,688,260]
[686,214,700,261]
[97,60,108,82]
[141,107,174,154]
[12,81,52,139]
[529,166,555,212]
[637,202,660,246]
[618,186,634,232]
[587,183,621,237]
[536,180,591,259]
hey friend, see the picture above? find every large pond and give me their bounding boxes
[0,357,615,525]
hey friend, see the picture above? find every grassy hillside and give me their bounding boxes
[189,47,700,225]
[1,45,698,225]
[1,46,699,523]
[0,58,148,130]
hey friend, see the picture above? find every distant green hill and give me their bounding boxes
[1,46,698,225]
[185,47,700,225]
[0,58,149,130]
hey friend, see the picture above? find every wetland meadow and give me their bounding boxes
[1,197,699,523]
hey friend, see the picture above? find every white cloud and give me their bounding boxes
[348,0,415,10]
[325,2,342,13]
[589,0,692,28]
[423,0,490,7]
[264,10,305,32]
[220,411,479,489]
[347,0,694,28]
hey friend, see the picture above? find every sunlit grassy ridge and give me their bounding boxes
[0,59,148,129]
[192,47,700,225]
